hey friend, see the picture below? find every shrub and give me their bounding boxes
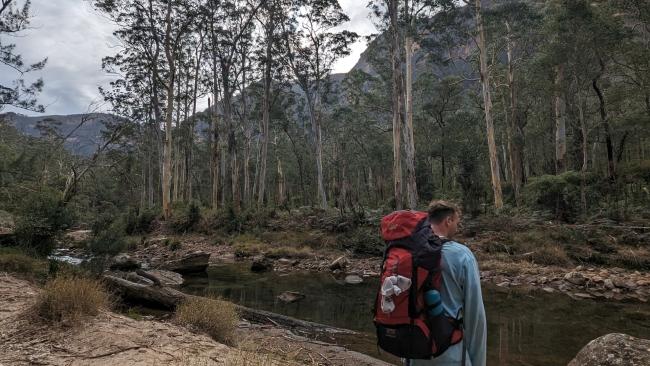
[528,245,571,266]
[34,276,109,324]
[168,239,182,251]
[87,221,127,255]
[0,248,48,277]
[265,246,312,259]
[14,189,75,256]
[174,297,238,345]
[233,241,263,258]
[336,227,383,256]
[135,208,157,234]
[170,201,202,233]
[522,171,588,221]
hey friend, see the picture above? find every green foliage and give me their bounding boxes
[522,171,586,221]
[123,207,157,235]
[168,239,182,251]
[87,218,127,255]
[336,227,383,256]
[14,189,74,256]
[169,201,202,233]
[0,247,48,277]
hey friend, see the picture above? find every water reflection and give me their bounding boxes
[182,263,650,366]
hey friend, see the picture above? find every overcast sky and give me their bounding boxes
[0,0,376,117]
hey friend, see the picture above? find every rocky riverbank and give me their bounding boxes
[121,233,650,303]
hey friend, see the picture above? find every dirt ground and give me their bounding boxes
[0,273,393,366]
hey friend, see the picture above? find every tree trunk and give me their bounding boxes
[505,21,523,205]
[221,67,240,212]
[389,0,403,210]
[257,5,274,209]
[209,97,220,209]
[577,91,588,215]
[592,58,616,181]
[403,19,418,209]
[554,65,567,174]
[474,0,503,209]
[277,155,285,206]
[161,1,175,219]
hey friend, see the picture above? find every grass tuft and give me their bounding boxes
[174,297,239,345]
[33,276,109,324]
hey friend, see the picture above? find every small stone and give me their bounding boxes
[278,258,292,265]
[496,281,510,287]
[542,287,555,293]
[344,275,363,285]
[573,293,594,299]
[277,291,305,303]
[604,279,615,290]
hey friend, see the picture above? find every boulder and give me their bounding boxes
[162,251,209,274]
[110,254,141,271]
[568,333,650,366]
[564,272,587,286]
[277,291,305,303]
[251,257,273,272]
[329,256,348,271]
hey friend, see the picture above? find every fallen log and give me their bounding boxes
[103,274,356,335]
[104,275,187,309]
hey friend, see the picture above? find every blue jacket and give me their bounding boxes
[410,241,487,366]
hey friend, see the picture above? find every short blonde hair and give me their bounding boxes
[427,200,460,224]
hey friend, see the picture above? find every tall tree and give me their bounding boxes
[283,0,357,209]
[464,0,503,209]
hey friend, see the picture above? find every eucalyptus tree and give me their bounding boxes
[283,0,357,209]
[253,0,291,208]
[459,0,503,209]
[401,0,455,209]
[485,0,541,204]
[0,0,47,112]
[95,0,200,218]
[204,0,262,212]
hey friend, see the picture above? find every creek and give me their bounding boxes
[182,262,650,366]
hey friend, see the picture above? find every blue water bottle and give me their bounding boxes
[424,289,444,317]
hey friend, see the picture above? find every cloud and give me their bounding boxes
[0,0,375,117]
[332,0,377,74]
[0,0,118,116]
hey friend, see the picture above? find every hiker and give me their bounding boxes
[411,200,486,366]
[374,201,486,366]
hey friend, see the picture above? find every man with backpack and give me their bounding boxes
[374,201,486,366]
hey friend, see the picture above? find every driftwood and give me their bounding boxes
[103,274,356,335]
[104,275,187,309]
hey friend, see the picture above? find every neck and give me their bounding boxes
[431,226,448,238]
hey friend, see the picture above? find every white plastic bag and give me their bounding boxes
[379,275,412,313]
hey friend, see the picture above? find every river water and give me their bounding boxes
[182,263,650,366]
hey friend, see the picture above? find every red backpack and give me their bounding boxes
[374,210,463,359]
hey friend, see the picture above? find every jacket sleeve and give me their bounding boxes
[463,251,487,366]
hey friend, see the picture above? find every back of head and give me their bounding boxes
[427,200,460,224]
